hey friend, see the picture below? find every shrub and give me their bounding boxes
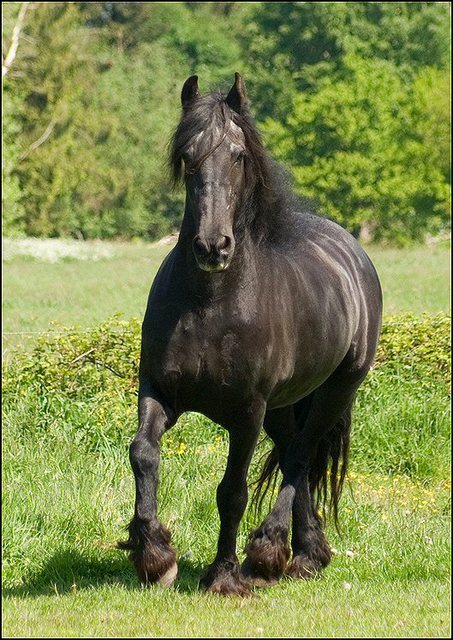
[374,312,450,385]
[2,315,141,401]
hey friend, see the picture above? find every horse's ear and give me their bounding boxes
[226,72,248,114]
[181,75,200,112]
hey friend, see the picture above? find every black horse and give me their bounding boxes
[120,73,382,596]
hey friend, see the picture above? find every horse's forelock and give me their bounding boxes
[169,92,269,185]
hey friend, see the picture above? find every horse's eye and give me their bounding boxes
[235,152,245,164]
[182,154,196,175]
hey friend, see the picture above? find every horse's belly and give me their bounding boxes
[267,370,330,409]
[265,327,354,409]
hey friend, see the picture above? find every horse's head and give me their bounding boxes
[173,73,251,273]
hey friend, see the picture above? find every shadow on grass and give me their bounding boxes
[3,548,204,599]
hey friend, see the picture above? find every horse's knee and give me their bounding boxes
[129,436,158,474]
[119,517,177,586]
[129,436,148,463]
[216,476,247,518]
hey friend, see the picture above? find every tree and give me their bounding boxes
[241,2,450,119]
[262,55,450,241]
[2,1,29,78]
[2,1,450,242]
[242,1,451,241]
[2,2,31,235]
[3,1,246,239]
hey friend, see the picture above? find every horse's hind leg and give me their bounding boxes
[286,401,353,579]
[244,374,363,584]
[241,406,295,585]
[247,400,331,582]
[119,381,178,586]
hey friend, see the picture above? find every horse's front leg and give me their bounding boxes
[200,405,264,596]
[119,383,177,586]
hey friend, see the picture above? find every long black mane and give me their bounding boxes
[169,91,304,245]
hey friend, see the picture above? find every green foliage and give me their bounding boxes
[2,1,451,242]
[242,2,451,119]
[8,3,187,239]
[2,88,26,236]
[3,2,245,240]
[261,54,450,241]
[375,312,451,383]
[355,312,451,477]
[244,2,451,242]
[2,315,142,401]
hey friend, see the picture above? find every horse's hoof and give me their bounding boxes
[204,579,253,597]
[243,525,290,584]
[285,556,320,580]
[241,558,279,588]
[200,560,253,597]
[246,574,278,588]
[157,562,178,587]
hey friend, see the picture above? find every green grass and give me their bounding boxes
[2,356,450,637]
[366,242,451,316]
[2,240,172,356]
[2,581,449,638]
[2,239,451,637]
[2,387,451,637]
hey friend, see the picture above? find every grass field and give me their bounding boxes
[2,238,451,638]
[2,238,174,356]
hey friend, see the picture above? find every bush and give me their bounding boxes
[374,312,451,385]
[2,315,141,401]
[3,312,450,399]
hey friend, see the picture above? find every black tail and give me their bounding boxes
[251,400,353,532]
[251,443,280,517]
[310,403,353,531]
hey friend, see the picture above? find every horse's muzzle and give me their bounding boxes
[192,234,234,272]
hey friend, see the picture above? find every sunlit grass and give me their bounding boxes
[2,407,450,637]
[365,241,451,316]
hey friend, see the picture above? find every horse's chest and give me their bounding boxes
[163,320,248,384]
[154,312,262,412]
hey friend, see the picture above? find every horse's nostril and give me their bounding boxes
[193,235,232,258]
[193,236,209,258]
[193,234,234,271]
[215,235,232,253]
